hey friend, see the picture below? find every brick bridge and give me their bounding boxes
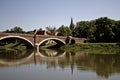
[0,32,86,48]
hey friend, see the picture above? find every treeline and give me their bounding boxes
[74,17,120,43]
[3,17,120,43]
[3,26,35,34]
[58,17,120,43]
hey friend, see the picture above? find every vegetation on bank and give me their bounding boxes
[1,43,120,54]
[61,43,120,54]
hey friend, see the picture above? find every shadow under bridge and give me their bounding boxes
[0,36,34,49]
[38,38,66,48]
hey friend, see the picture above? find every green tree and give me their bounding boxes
[87,20,96,42]
[113,21,120,42]
[95,17,115,42]
[12,26,24,33]
[26,31,34,34]
[57,25,71,36]
[3,26,25,33]
[69,18,75,36]
[3,29,10,33]
[75,21,91,38]
[75,20,96,42]
[65,26,72,36]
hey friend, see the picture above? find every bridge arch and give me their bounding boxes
[38,38,65,47]
[0,36,34,48]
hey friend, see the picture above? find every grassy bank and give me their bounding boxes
[61,43,120,54]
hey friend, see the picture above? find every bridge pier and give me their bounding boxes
[34,43,40,56]
[65,36,76,44]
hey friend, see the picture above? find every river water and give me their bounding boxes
[0,49,120,80]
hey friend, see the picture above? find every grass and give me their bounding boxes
[61,43,120,54]
[1,43,120,54]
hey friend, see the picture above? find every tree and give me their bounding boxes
[11,26,24,33]
[57,25,72,36]
[65,26,72,36]
[75,21,91,38]
[26,31,34,34]
[113,21,120,42]
[3,26,25,33]
[3,29,10,33]
[69,18,75,36]
[86,20,96,42]
[94,17,115,42]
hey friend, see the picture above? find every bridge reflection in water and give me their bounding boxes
[0,48,66,66]
[0,48,120,79]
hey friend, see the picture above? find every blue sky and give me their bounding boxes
[0,0,120,31]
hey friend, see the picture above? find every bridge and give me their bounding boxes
[0,32,86,48]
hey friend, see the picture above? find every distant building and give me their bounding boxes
[38,30,49,35]
[34,29,59,36]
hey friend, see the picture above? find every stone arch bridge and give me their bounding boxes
[0,33,86,48]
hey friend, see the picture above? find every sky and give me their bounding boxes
[0,0,120,31]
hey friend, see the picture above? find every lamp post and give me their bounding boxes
[33,34,36,47]
[34,29,38,47]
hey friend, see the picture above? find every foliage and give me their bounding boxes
[26,31,34,34]
[61,43,120,54]
[57,25,72,36]
[3,26,25,33]
[113,21,120,42]
[69,18,75,36]
[94,17,115,42]
[74,17,120,42]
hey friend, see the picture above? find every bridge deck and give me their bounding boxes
[0,32,86,45]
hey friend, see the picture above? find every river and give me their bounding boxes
[0,49,120,80]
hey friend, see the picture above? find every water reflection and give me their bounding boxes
[39,48,65,57]
[0,48,120,79]
[0,49,33,65]
[38,50,120,78]
[85,54,120,78]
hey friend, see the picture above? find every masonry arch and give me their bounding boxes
[0,36,34,48]
[38,38,65,47]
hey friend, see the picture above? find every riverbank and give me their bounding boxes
[1,43,120,54]
[61,43,120,54]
